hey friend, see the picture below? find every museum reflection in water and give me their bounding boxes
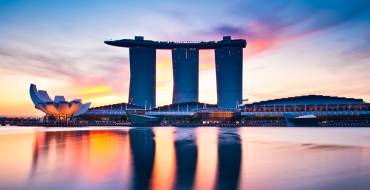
[2,127,370,189]
[18,128,242,189]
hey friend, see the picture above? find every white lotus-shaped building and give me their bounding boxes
[30,84,91,118]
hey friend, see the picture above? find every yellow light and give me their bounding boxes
[80,86,111,95]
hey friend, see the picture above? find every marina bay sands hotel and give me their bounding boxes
[105,36,247,109]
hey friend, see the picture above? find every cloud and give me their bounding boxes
[342,31,370,60]
[209,25,245,36]
[0,41,130,96]
[209,0,370,56]
[0,47,78,79]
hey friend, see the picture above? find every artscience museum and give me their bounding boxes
[29,84,91,120]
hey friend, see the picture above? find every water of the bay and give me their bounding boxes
[0,126,369,190]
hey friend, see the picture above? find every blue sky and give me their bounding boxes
[0,0,369,115]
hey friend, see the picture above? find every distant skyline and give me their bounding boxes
[1,0,370,116]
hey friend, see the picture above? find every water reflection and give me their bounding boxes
[217,128,241,190]
[150,128,176,190]
[130,128,155,190]
[0,127,370,189]
[174,128,197,189]
[194,128,219,190]
[29,130,133,189]
[0,132,35,189]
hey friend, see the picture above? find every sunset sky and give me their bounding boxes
[0,0,369,116]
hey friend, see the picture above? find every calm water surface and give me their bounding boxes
[0,126,370,190]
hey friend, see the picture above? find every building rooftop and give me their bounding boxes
[89,102,143,110]
[242,95,366,107]
[105,36,247,49]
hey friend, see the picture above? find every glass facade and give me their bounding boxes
[215,46,243,109]
[129,47,156,108]
[172,48,199,103]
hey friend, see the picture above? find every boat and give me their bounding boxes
[127,113,163,126]
[285,114,319,127]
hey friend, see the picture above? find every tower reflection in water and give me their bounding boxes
[2,128,370,189]
[26,127,242,189]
